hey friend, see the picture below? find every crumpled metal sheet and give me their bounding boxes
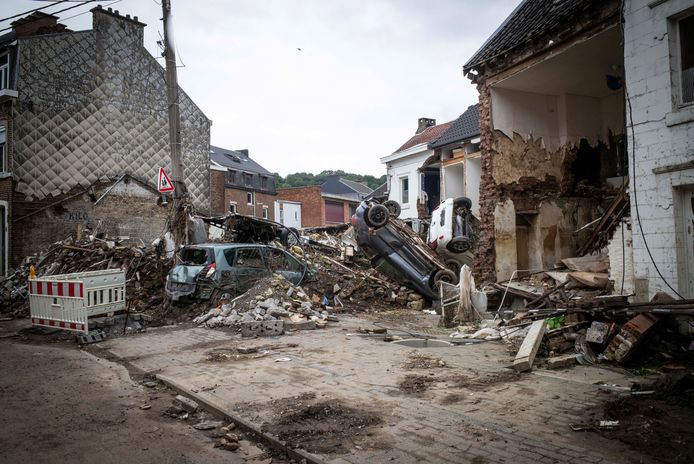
[12,15,210,212]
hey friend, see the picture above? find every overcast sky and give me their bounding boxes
[4,0,521,176]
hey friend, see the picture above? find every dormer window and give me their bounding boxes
[0,54,9,90]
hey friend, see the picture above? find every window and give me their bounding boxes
[266,248,303,273]
[260,176,268,189]
[246,191,254,205]
[400,177,409,204]
[229,201,237,214]
[234,247,264,268]
[0,54,9,90]
[243,172,253,187]
[262,206,269,219]
[679,14,694,104]
[226,170,237,184]
[0,126,5,172]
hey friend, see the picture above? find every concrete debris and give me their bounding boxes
[171,395,199,414]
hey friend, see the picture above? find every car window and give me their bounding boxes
[234,247,265,268]
[266,248,303,272]
[180,248,211,265]
[222,248,236,267]
[440,208,446,227]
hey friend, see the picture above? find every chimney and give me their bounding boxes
[416,117,436,134]
[11,12,68,38]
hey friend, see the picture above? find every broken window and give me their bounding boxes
[179,248,212,265]
[266,248,303,273]
[679,13,694,104]
[401,177,409,204]
[234,247,264,268]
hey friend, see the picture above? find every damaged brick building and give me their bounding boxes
[0,7,211,269]
[464,0,628,283]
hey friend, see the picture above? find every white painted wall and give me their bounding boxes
[274,200,302,229]
[491,88,624,151]
[385,148,432,220]
[442,162,465,199]
[625,0,694,299]
[466,157,482,217]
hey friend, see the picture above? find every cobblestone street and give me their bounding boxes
[95,316,649,464]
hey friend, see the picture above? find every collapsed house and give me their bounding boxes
[463,0,628,286]
[464,0,694,301]
[0,7,211,270]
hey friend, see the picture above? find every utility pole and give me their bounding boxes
[161,0,186,198]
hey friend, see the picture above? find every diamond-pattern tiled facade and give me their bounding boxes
[12,10,210,211]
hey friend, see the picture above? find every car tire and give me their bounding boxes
[447,236,471,253]
[453,196,472,210]
[366,204,389,228]
[383,200,401,218]
[432,269,457,289]
[445,259,461,277]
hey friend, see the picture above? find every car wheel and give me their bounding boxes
[433,269,457,289]
[447,236,471,253]
[453,197,472,210]
[445,259,461,277]
[383,200,401,218]
[366,204,389,228]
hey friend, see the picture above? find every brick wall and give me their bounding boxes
[224,188,275,221]
[210,169,225,215]
[276,187,323,227]
[624,0,694,299]
[11,179,168,266]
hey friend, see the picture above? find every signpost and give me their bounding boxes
[158,167,175,193]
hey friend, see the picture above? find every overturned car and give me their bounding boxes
[352,200,457,300]
[165,243,306,302]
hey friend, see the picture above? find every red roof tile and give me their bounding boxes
[393,122,453,153]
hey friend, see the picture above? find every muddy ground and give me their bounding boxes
[584,372,694,464]
[0,321,281,464]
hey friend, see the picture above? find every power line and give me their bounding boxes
[0,0,71,24]
[0,0,101,33]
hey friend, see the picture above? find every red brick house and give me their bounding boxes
[276,175,372,227]
[209,145,276,220]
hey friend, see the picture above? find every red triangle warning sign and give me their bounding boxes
[158,167,175,193]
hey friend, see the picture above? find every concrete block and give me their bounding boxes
[172,395,199,413]
[513,319,546,372]
[547,354,578,370]
[284,320,316,331]
[240,320,284,337]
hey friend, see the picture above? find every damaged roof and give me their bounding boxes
[393,122,453,154]
[463,0,604,75]
[210,145,272,176]
[428,105,479,149]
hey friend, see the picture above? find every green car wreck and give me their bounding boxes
[165,243,307,302]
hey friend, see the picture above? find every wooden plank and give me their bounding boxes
[568,271,609,289]
[513,319,547,372]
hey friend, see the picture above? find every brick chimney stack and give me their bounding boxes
[11,12,69,38]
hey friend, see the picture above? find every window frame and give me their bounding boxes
[0,125,6,173]
[0,52,9,90]
[262,205,269,219]
[246,191,254,205]
[400,176,409,204]
[229,201,237,214]
[669,9,694,109]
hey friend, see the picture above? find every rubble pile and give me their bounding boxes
[193,274,339,331]
[0,236,172,319]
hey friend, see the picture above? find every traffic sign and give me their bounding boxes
[158,167,175,193]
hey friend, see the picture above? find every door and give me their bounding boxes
[684,187,694,298]
[232,246,270,293]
